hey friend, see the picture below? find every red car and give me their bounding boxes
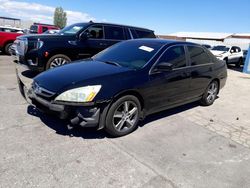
[29,23,59,34]
[0,31,23,55]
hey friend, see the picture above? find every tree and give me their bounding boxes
[53,7,67,29]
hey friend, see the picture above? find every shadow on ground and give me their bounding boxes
[27,101,200,139]
[21,70,40,79]
[227,64,244,73]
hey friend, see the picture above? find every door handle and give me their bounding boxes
[182,72,190,77]
[99,42,107,46]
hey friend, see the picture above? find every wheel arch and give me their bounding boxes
[112,90,145,111]
[98,89,145,130]
[211,78,220,93]
[3,40,14,47]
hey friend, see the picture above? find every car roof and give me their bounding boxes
[127,38,199,46]
[75,22,154,32]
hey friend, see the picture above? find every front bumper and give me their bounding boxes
[28,87,103,128]
[12,51,45,72]
[16,64,111,129]
[215,56,224,61]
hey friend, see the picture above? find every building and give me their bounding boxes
[0,16,21,28]
[158,32,250,50]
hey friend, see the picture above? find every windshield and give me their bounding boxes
[30,25,38,34]
[93,40,163,69]
[211,46,230,52]
[58,23,88,35]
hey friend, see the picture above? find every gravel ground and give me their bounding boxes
[1,55,250,188]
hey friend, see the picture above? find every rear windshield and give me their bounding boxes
[30,25,38,34]
[211,46,229,52]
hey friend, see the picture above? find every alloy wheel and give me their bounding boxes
[112,101,139,132]
[206,82,218,103]
[50,57,69,68]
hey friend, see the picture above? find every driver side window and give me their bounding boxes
[158,45,186,69]
[85,25,104,39]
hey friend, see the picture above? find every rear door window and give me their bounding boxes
[104,26,125,40]
[188,46,211,66]
[133,29,155,38]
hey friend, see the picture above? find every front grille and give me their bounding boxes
[32,82,55,98]
[16,38,28,56]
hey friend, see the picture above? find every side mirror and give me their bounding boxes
[155,62,173,72]
[230,50,234,53]
[79,32,91,41]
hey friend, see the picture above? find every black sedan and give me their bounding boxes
[22,39,227,137]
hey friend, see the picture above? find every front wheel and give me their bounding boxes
[200,81,219,106]
[4,43,13,55]
[46,54,71,70]
[105,95,141,137]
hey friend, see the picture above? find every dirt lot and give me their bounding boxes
[1,55,250,188]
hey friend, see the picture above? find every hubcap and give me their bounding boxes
[207,82,218,103]
[113,101,138,132]
[50,57,69,68]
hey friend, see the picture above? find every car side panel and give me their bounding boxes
[186,64,214,99]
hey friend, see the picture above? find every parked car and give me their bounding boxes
[0,26,24,33]
[243,50,248,62]
[202,44,212,49]
[29,23,59,34]
[210,45,244,67]
[0,31,23,55]
[14,21,156,72]
[19,39,227,137]
[43,29,60,34]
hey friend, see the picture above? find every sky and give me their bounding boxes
[0,0,250,34]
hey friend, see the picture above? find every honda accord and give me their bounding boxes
[21,39,227,136]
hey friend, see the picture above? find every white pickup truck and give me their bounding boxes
[210,45,244,67]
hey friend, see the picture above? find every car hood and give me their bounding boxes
[34,60,134,93]
[18,33,73,41]
[210,50,227,56]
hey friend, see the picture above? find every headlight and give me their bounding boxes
[55,85,102,103]
[34,40,44,49]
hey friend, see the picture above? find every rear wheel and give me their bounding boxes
[105,95,141,137]
[200,81,219,106]
[236,58,242,68]
[4,43,13,55]
[223,58,228,64]
[46,54,71,70]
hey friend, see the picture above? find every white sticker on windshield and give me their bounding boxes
[139,46,154,52]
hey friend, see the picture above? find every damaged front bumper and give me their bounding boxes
[17,75,110,130]
[28,88,110,129]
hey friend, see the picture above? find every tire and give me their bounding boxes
[200,80,219,106]
[223,58,228,64]
[236,58,242,68]
[46,54,71,70]
[4,43,13,55]
[105,95,141,137]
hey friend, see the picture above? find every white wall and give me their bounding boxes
[186,38,250,50]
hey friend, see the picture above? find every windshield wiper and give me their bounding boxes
[103,61,121,67]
